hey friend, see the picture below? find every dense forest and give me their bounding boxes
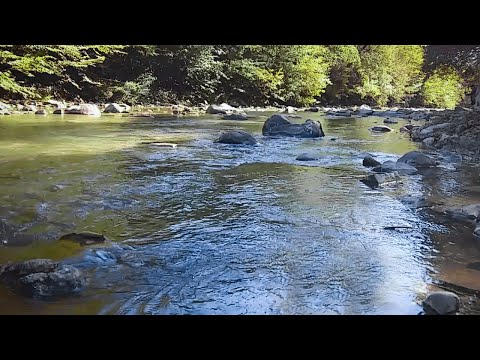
[0,45,478,108]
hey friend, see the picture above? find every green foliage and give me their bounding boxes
[422,67,466,109]
[0,45,125,99]
[108,73,156,104]
[0,45,473,108]
[356,45,424,106]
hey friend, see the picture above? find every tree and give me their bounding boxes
[422,66,466,109]
[355,45,424,106]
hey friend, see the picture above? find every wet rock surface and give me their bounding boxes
[0,259,87,298]
[262,115,325,138]
[422,291,460,315]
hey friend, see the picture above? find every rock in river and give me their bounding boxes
[0,259,87,298]
[373,160,418,175]
[222,113,248,120]
[262,115,325,138]
[383,118,398,124]
[362,155,381,167]
[296,153,318,161]
[215,130,258,145]
[206,103,236,114]
[104,103,130,113]
[397,151,437,168]
[58,232,107,246]
[360,172,400,189]
[371,125,393,132]
[422,291,460,315]
[65,104,101,116]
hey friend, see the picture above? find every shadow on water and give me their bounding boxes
[0,112,478,314]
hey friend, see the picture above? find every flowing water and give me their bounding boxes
[0,111,479,315]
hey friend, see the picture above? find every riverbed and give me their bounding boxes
[0,111,479,314]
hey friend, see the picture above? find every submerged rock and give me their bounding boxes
[371,125,393,132]
[362,155,381,167]
[222,113,248,120]
[397,151,437,167]
[262,115,325,138]
[0,259,87,298]
[383,118,398,124]
[373,160,418,175]
[296,153,318,161]
[215,130,258,145]
[422,291,460,315]
[58,232,107,246]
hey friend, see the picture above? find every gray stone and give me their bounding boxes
[206,103,236,114]
[360,172,400,189]
[423,137,435,146]
[362,155,381,167]
[215,130,258,145]
[373,161,418,175]
[104,103,129,113]
[419,123,450,136]
[383,118,398,124]
[422,291,460,315]
[397,151,436,168]
[371,125,393,132]
[65,104,101,116]
[0,259,87,298]
[296,153,318,161]
[262,115,325,138]
[223,113,248,120]
[35,109,48,115]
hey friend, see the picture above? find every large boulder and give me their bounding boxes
[373,160,418,175]
[0,259,87,298]
[104,103,130,113]
[262,115,325,138]
[215,130,258,145]
[206,103,236,114]
[422,291,460,315]
[65,104,101,116]
[397,151,436,167]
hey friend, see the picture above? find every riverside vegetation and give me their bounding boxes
[1,45,480,315]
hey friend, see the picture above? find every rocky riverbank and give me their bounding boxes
[410,107,480,161]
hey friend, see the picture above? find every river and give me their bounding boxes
[0,110,479,314]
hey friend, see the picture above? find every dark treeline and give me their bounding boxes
[0,45,478,108]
